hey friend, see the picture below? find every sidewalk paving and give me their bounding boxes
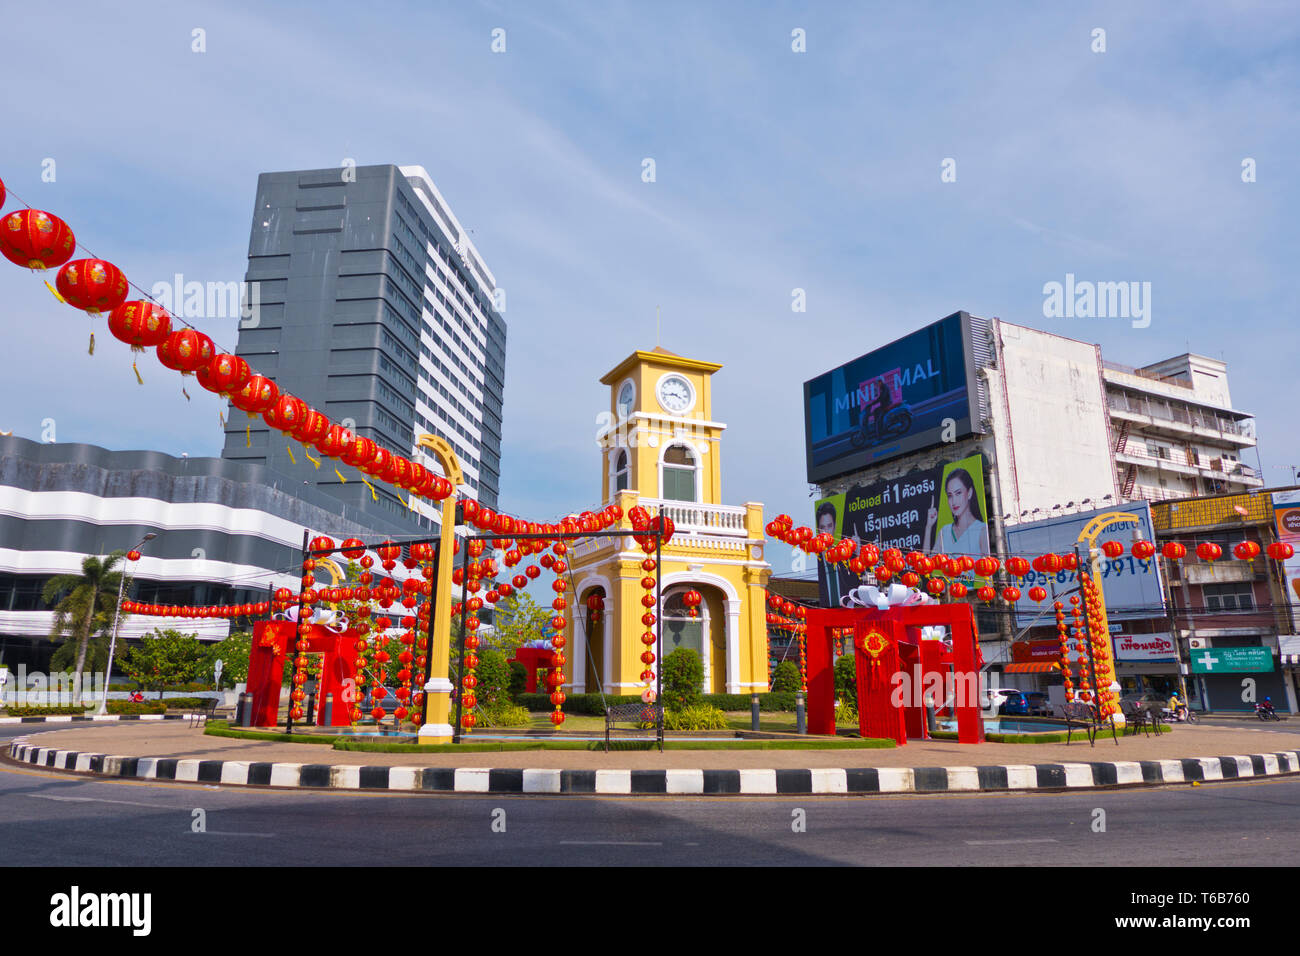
[11,721,1300,771]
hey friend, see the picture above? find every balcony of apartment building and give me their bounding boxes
[1106,384,1256,450]
[1114,437,1262,502]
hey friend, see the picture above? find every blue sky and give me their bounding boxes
[2,1,1296,574]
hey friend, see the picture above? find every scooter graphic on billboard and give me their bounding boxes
[850,369,914,449]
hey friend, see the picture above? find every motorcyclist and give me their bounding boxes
[1168,691,1187,722]
[1259,696,1276,717]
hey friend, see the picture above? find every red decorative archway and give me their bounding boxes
[248,620,361,727]
[803,603,985,745]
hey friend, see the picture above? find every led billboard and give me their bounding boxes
[803,312,981,483]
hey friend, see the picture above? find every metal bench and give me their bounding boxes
[1120,699,1151,736]
[188,698,219,728]
[1063,700,1117,747]
[604,701,663,752]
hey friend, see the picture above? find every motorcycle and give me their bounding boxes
[850,404,913,449]
[1256,703,1282,721]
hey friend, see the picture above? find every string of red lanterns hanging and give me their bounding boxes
[762,509,1290,605]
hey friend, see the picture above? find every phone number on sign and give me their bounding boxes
[1020,557,1155,587]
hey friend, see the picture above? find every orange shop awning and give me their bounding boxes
[1004,662,1059,673]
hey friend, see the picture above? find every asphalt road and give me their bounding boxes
[4,751,1300,866]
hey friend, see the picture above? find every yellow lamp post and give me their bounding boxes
[1074,511,1141,726]
[415,434,463,744]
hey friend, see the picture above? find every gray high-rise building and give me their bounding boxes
[221,165,506,531]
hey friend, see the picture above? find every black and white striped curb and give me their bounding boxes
[8,736,1300,794]
[0,714,190,724]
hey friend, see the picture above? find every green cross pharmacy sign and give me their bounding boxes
[1189,647,1274,674]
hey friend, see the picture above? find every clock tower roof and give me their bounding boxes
[600,349,723,386]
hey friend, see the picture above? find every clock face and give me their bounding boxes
[657,374,694,414]
[618,382,635,414]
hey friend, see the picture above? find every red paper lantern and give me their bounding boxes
[126,550,141,561]
[309,536,335,555]
[926,578,946,596]
[341,436,377,469]
[292,407,330,445]
[156,328,216,374]
[107,301,172,352]
[1001,586,1021,602]
[949,582,968,599]
[230,374,278,414]
[0,209,76,269]
[1268,542,1295,561]
[1131,541,1156,561]
[314,424,350,458]
[974,556,1000,578]
[682,589,702,618]
[1100,540,1124,559]
[340,538,366,560]
[199,353,251,396]
[1196,542,1222,562]
[1232,541,1261,561]
[1162,541,1187,561]
[1005,556,1030,577]
[1028,586,1047,602]
[264,394,308,433]
[56,258,129,314]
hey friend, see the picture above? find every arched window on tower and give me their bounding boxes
[613,449,629,493]
[661,443,697,502]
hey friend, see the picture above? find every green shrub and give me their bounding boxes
[661,648,704,710]
[3,705,89,716]
[159,697,209,709]
[834,655,857,706]
[474,649,512,707]
[664,705,728,731]
[474,702,531,727]
[107,700,167,715]
[508,661,528,699]
[835,699,858,725]
[770,661,801,693]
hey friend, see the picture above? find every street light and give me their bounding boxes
[98,532,157,715]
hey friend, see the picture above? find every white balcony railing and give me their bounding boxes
[640,498,750,537]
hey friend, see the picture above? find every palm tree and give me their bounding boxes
[42,553,130,702]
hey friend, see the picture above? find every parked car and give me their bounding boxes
[982,687,1029,716]
[998,690,1030,716]
[1024,692,1052,716]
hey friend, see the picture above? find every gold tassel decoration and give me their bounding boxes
[246,425,251,448]
[219,410,225,429]
[133,361,144,385]
[88,331,95,355]
[182,386,190,401]
[360,477,378,502]
[304,447,320,469]
[334,468,347,484]
[45,280,66,304]
[285,444,296,465]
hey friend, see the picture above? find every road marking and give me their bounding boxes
[558,840,662,846]
[26,793,168,809]
[963,838,1059,846]
[194,831,276,838]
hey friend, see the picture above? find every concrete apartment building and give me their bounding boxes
[221,164,506,531]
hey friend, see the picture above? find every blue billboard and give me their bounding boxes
[1005,502,1167,623]
[803,312,980,482]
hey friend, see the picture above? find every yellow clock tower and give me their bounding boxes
[564,347,772,695]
